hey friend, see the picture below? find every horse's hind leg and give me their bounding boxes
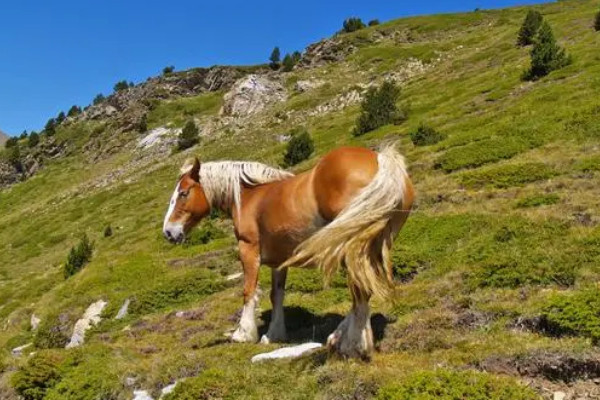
[260,267,288,344]
[327,286,374,359]
[231,240,260,343]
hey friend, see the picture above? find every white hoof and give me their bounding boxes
[260,334,271,344]
[326,315,373,359]
[260,329,287,345]
[231,325,258,343]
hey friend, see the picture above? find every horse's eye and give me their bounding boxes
[179,191,188,199]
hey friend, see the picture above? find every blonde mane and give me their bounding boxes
[195,161,293,213]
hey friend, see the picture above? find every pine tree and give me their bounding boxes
[525,21,570,80]
[517,10,543,46]
[114,80,130,92]
[63,234,94,278]
[67,105,81,117]
[291,51,302,64]
[177,120,199,151]
[595,10,600,32]
[28,132,40,147]
[163,65,175,75]
[282,54,295,72]
[93,93,105,105]
[368,19,380,27]
[269,47,281,70]
[283,129,314,167]
[44,118,56,136]
[56,112,66,124]
[342,17,365,33]
[353,81,406,136]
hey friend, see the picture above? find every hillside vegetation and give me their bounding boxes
[2,1,600,399]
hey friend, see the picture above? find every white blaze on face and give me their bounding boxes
[163,182,180,232]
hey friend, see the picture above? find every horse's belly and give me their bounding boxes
[260,214,327,266]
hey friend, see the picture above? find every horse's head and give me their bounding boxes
[163,157,210,243]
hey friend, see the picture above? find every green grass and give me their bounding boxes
[2,1,600,398]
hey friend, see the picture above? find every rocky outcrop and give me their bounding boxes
[66,300,107,348]
[298,38,358,68]
[220,75,287,117]
[294,79,325,93]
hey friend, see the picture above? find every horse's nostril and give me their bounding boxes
[165,230,173,239]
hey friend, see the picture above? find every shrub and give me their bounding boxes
[162,65,175,75]
[542,289,600,344]
[44,118,56,136]
[434,135,539,172]
[292,50,302,63]
[184,219,226,246]
[103,225,112,238]
[516,194,559,208]
[67,105,81,117]
[376,369,540,400]
[459,162,557,189]
[11,351,64,400]
[8,143,23,172]
[282,53,295,72]
[269,46,281,70]
[342,17,365,33]
[410,123,445,146]
[28,132,40,147]
[524,21,570,80]
[177,120,199,151]
[353,81,405,136]
[56,112,66,124]
[92,94,105,105]
[517,10,543,46]
[368,19,380,26]
[63,234,94,278]
[20,130,28,139]
[5,137,18,148]
[113,80,130,92]
[595,10,600,32]
[283,128,314,167]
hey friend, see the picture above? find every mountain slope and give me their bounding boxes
[2,1,600,399]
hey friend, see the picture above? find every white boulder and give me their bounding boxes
[66,300,107,349]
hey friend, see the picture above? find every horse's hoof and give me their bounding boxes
[260,334,271,344]
[231,327,258,343]
[260,331,287,344]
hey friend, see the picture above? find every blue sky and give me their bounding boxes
[0,0,549,135]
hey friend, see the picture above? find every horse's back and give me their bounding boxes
[312,147,379,221]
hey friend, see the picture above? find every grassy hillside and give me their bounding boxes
[2,1,600,399]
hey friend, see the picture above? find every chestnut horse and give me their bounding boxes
[163,145,414,359]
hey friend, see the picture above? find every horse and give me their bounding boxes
[163,145,414,359]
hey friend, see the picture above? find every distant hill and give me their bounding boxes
[0,129,8,146]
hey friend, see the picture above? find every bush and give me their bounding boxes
[113,80,130,92]
[269,46,281,70]
[103,225,112,238]
[177,120,199,151]
[376,369,540,400]
[67,105,81,117]
[595,10,600,32]
[524,21,570,80]
[353,81,405,136]
[28,132,40,147]
[44,118,56,136]
[516,194,560,208]
[163,65,175,75]
[283,128,314,167]
[11,351,64,400]
[63,234,94,278]
[5,137,18,148]
[20,130,28,139]
[368,19,380,26]
[282,53,295,72]
[517,10,543,46]
[410,123,445,146]
[184,219,226,246]
[56,112,66,124]
[8,143,23,173]
[542,289,600,344]
[434,135,540,172]
[92,94,105,105]
[459,162,557,189]
[342,17,365,33]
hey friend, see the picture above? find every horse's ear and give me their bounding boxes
[180,157,201,182]
[190,157,201,182]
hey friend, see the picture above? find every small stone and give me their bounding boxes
[251,342,322,363]
[30,314,41,331]
[124,377,138,387]
[12,343,33,357]
[160,382,179,398]
[553,392,566,400]
[115,299,130,320]
[132,390,154,400]
[226,272,243,281]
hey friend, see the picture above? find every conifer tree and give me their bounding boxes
[269,47,281,70]
[525,21,570,80]
[517,10,543,46]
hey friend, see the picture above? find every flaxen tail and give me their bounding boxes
[280,144,413,299]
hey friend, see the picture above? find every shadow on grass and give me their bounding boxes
[259,306,393,344]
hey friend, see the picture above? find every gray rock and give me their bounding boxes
[132,390,154,400]
[30,314,40,331]
[66,300,107,348]
[12,342,33,357]
[115,299,131,320]
[221,75,287,117]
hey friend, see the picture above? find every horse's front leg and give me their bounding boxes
[231,240,260,343]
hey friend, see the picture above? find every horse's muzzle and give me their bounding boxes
[163,224,185,244]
